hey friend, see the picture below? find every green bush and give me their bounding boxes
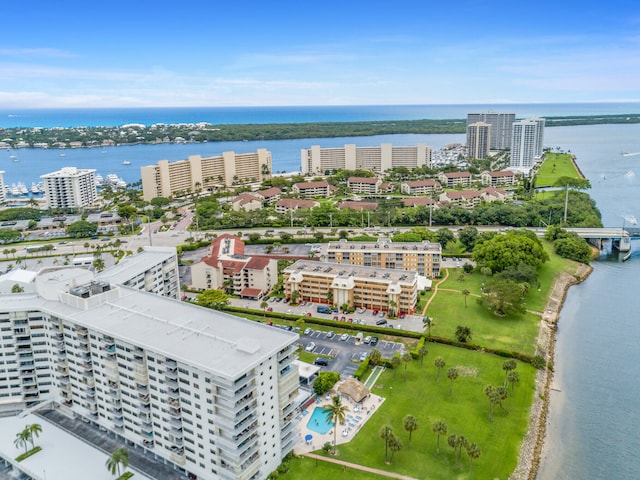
[16,446,42,462]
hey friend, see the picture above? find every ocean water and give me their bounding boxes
[1,102,639,128]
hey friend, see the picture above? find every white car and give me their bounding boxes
[359,352,368,362]
[305,342,316,352]
[364,336,372,344]
[340,333,349,341]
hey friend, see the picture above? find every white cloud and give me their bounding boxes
[0,48,76,58]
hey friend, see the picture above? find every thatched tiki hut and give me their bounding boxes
[337,378,370,404]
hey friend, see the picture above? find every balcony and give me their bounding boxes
[164,369,177,380]
[165,358,177,368]
[15,336,31,346]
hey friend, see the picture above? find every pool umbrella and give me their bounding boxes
[305,434,313,444]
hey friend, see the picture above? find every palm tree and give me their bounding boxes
[434,356,445,382]
[403,415,418,447]
[455,435,468,470]
[447,367,459,396]
[388,433,402,463]
[93,258,105,272]
[27,423,42,449]
[14,428,30,454]
[260,300,268,316]
[484,385,499,422]
[417,345,428,367]
[502,359,517,387]
[379,424,394,463]
[401,352,412,381]
[462,289,470,307]
[368,348,382,366]
[323,395,348,455]
[432,420,447,453]
[466,442,482,473]
[507,370,520,393]
[390,354,401,378]
[105,447,129,477]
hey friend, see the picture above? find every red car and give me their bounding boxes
[399,312,406,319]
[267,307,273,312]
[372,310,379,316]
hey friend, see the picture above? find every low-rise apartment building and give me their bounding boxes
[324,238,441,278]
[283,260,418,314]
[291,181,331,198]
[231,193,264,212]
[347,177,382,194]
[274,199,319,214]
[481,170,519,187]
[437,171,473,188]
[337,201,378,211]
[400,179,442,195]
[190,234,278,296]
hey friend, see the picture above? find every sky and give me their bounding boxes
[0,0,639,108]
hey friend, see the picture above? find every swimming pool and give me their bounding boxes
[306,406,334,435]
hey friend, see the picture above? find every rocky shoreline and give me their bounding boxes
[510,262,592,480]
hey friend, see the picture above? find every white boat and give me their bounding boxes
[30,182,40,194]
[9,184,21,196]
[59,153,67,157]
[94,174,104,186]
[122,160,132,165]
[17,182,28,195]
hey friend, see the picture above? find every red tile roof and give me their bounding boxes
[348,176,379,184]
[256,187,282,197]
[338,201,378,211]
[402,197,436,207]
[404,179,440,187]
[245,256,272,270]
[486,170,515,177]
[275,198,319,209]
[240,287,263,298]
[295,181,329,189]
[444,171,471,178]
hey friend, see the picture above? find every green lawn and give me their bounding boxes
[280,456,391,479]
[535,152,583,187]
[283,343,536,480]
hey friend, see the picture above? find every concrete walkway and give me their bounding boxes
[302,452,419,480]
[363,365,385,389]
[421,268,450,315]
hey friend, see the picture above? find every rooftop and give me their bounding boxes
[285,260,418,284]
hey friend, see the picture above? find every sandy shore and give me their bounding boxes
[510,262,592,480]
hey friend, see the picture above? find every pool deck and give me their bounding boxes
[294,390,385,454]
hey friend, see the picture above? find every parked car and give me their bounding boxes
[370,336,379,346]
[340,333,349,341]
[372,309,379,316]
[306,312,312,317]
[305,342,316,352]
[303,327,312,335]
[359,352,368,362]
[399,312,406,319]
[377,311,385,318]
[364,336,372,344]
[314,358,329,366]
[375,318,387,326]
[266,307,273,312]
[326,331,335,338]
[357,307,366,314]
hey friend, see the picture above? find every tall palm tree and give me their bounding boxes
[432,420,447,453]
[462,289,470,307]
[434,356,446,382]
[417,345,428,367]
[105,447,129,477]
[403,415,418,447]
[507,370,520,393]
[502,359,517,387]
[447,367,459,396]
[401,352,412,381]
[390,354,401,378]
[260,300,268,316]
[466,442,482,473]
[368,348,382,366]
[14,428,30,454]
[388,433,402,463]
[379,424,394,463]
[323,396,348,455]
[27,423,42,449]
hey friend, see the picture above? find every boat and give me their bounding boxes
[59,153,67,157]
[30,182,40,194]
[9,184,21,196]
[122,160,132,165]
[94,174,104,187]
[17,182,28,195]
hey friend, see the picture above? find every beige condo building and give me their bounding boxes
[324,238,442,278]
[283,260,418,314]
[301,144,432,175]
[141,149,272,201]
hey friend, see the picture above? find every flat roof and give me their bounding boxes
[284,260,417,284]
[41,285,298,379]
[96,247,176,284]
[326,239,441,253]
[0,413,153,480]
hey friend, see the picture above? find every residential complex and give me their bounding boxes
[481,170,519,187]
[437,171,472,188]
[347,176,382,194]
[301,144,432,175]
[283,260,418,314]
[0,249,299,480]
[510,118,545,173]
[467,112,516,150]
[466,122,491,160]
[324,238,442,278]
[292,181,331,198]
[140,149,272,201]
[400,179,442,196]
[41,167,98,209]
[190,234,278,297]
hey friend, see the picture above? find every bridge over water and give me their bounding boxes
[530,227,633,252]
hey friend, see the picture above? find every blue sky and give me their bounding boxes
[0,0,638,108]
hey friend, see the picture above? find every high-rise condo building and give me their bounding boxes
[141,149,272,201]
[466,112,516,150]
[41,167,97,208]
[466,122,491,159]
[0,248,299,480]
[510,118,546,172]
[301,144,432,175]
[0,170,5,203]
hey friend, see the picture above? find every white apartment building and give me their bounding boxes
[141,149,272,201]
[0,255,299,480]
[301,143,432,175]
[466,122,491,160]
[467,112,516,150]
[0,170,5,203]
[96,246,180,299]
[41,167,98,209]
[510,118,545,173]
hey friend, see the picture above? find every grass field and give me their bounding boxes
[535,152,583,187]
[281,343,537,480]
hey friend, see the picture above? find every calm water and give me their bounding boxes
[537,124,640,479]
[1,107,639,477]
[1,102,639,128]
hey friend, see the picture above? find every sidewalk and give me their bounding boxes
[302,452,419,480]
